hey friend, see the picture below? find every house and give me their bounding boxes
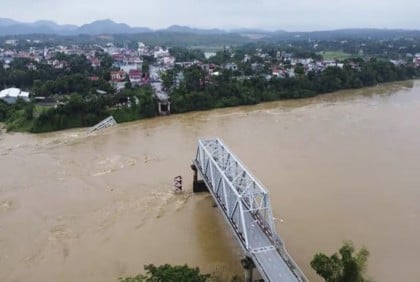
[96,90,107,95]
[272,66,280,77]
[390,60,406,66]
[163,56,176,66]
[286,68,296,78]
[224,63,238,71]
[120,63,140,74]
[89,76,100,81]
[110,70,127,91]
[251,63,263,72]
[5,39,18,46]
[111,70,126,82]
[27,63,37,71]
[129,70,142,86]
[0,88,30,104]
[90,57,101,69]
[413,57,420,67]
[153,46,170,58]
[49,60,68,70]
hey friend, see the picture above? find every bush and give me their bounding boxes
[119,264,211,282]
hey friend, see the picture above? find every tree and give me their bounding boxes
[169,47,205,62]
[161,69,177,89]
[119,264,211,282]
[310,241,371,282]
[0,100,10,121]
[137,86,156,118]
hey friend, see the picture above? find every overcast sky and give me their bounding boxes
[2,0,420,31]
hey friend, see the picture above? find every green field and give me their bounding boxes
[319,51,352,60]
[191,46,224,52]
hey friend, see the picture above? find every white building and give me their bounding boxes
[163,56,176,66]
[153,47,170,59]
[0,88,30,104]
[5,39,18,46]
[224,63,238,71]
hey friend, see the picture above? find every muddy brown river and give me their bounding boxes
[1,80,420,282]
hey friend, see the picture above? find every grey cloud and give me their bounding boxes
[1,0,419,30]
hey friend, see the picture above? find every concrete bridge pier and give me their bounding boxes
[191,163,209,193]
[241,257,256,282]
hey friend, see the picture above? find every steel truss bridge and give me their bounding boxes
[192,139,307,282]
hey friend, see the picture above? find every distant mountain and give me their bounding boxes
[0,18,78,35]
[78,19,151,34]
[229,28,273,34]
[0,24,55,35]
[31,20,78,32]
[161,25,225,34]
[0,18,151,35]
[0,18,20,27]
[0,18,419,40]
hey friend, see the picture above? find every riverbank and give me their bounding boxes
[2,74,419,134]
[0,87,155,133]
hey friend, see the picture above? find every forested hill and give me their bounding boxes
[1,18,420,46]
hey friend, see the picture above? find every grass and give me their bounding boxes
[320,51,352,61]
[190,46,224,52]
[33,104,52,118]
[5,109,34,132]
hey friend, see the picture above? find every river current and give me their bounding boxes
[1,80,419,281]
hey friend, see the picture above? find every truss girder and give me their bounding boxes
[194,139,307,282]
[195,139,278,250]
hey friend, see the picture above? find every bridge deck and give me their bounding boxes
[193,139,307,282]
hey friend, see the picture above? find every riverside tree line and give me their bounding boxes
[166,57,418,113]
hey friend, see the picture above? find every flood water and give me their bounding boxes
[1,80,420,282]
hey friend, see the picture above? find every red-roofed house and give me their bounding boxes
[90,58,101,69]
[129,69,142,86]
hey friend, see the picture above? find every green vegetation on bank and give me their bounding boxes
[119,264,244,282]
[168,58,419,114]
[2,58,419,133]
[119,242,370,282]
[0,87,155,132]
[120,264,211,282]
[311,241,371,282]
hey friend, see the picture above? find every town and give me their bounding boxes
[1,35,420,132]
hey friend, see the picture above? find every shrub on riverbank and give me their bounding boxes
[119,264,211,282]
[119,264,244,282]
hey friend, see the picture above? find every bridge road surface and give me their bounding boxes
[238,205,302,281]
